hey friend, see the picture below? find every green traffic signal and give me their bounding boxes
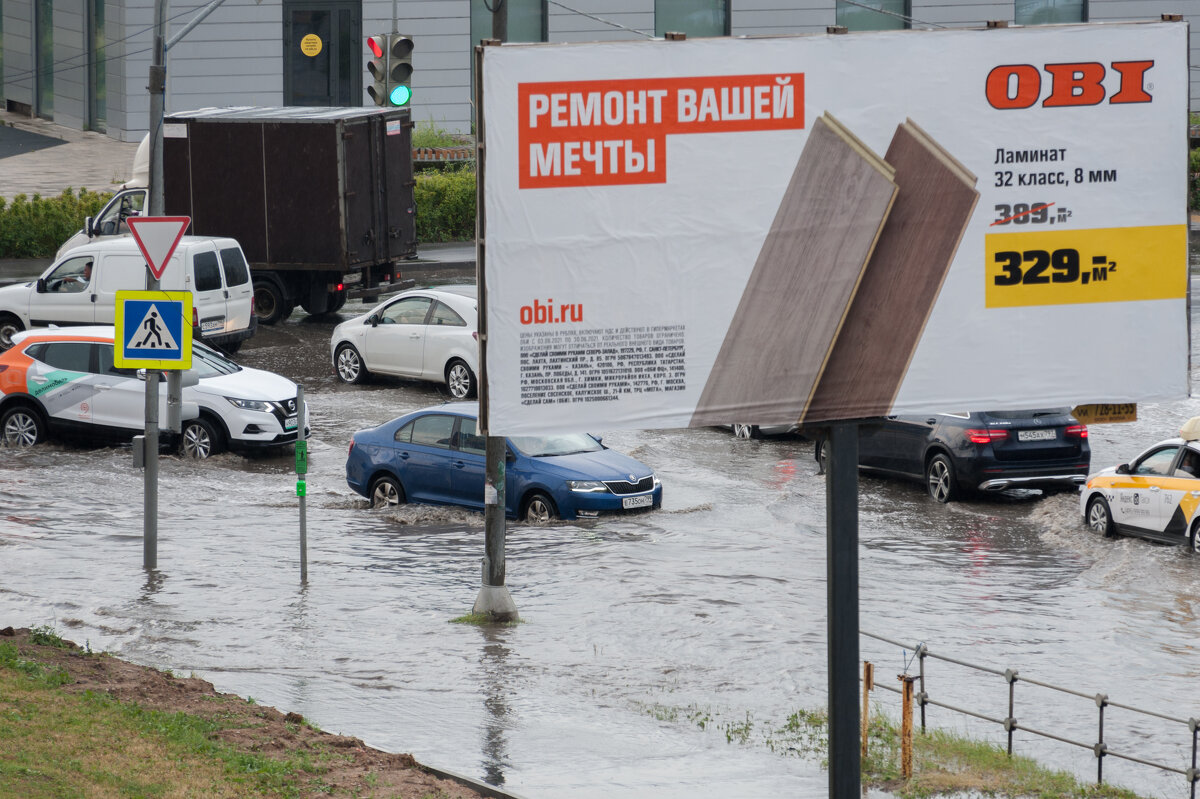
[389,85,412,106]
[386,34,414,107]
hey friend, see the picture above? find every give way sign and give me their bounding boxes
[127,216,191,280]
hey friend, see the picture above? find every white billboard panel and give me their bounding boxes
[481,22,1189,434]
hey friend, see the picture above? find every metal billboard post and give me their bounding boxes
[473,39,518,623]
[827,421,861,797]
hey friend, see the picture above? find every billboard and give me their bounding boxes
[481,22,1189,435]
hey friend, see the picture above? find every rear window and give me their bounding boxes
[219,247,250,287]
[33,342,92,373]
[984,408,1069,420]
[192,251,223,292]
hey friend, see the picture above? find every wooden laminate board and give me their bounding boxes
[689,112,898,429]
[802,118,979,424]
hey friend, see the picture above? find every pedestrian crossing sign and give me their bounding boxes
[114,290,193,369]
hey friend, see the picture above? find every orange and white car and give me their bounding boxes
[1080,418,1200,551]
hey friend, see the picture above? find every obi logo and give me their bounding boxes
[986,61,1153,109]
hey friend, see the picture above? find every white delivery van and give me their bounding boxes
[0,236,256,352]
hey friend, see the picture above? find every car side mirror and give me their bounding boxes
[368,314,379,327]
[84,216,95,237]
[36,278,48,293]
[505,450,515,462]
[591,434,603,445]
[1116,463,1130,474]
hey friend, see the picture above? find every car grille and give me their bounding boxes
[604,476,654,495]
[267,397,298,427]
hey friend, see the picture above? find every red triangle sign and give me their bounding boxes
[127,216,191,280]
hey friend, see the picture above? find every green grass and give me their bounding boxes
[636,699,1147,799]
[411,120,469,149]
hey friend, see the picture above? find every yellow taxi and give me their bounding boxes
[1080,417,1200,551]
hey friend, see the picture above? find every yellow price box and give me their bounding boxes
[984,224,1186,308]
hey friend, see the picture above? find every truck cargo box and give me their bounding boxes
[162,106,416,274]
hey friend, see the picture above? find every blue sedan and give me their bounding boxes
[345,403,662,521]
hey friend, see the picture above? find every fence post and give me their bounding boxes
[916,642,927,732]
[1094,694,1108,785]
[1004,668,1019,757]
[861,661,874,758]
[899,674,916,778]
[1189,718,1199,799]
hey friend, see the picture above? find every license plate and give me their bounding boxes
[284,416,298,431]
[200,318,224,333]
[622,495,653,510]
[342,271,363,286]
[1018,429,1055,441]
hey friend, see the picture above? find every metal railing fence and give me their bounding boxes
[862,630,1200,797]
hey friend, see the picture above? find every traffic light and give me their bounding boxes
[367,34,389,106]
[386,34,414,107]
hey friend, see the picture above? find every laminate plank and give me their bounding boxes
[689,112,897,428]
[802,118,979,423]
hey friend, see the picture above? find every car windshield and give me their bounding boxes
[190,343,242,378]
[509,432,603,457]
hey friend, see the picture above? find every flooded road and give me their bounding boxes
[3,275,1200,798]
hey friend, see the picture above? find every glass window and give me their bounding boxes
[656,0,729,38]
[192,251,223,292]
[97,344,137,376]
[95,191,145,236]
[37,342,93,373]
[189,342,241,378]
[429,301,466,327]
[380,297,432,325]
[219,247,251,287]
[470,0,546,46]
[394,421,413,443]
[836,0,909,31]
[455,418,486,455]
[410,414,455,448]
[510,432,603,457]
[1015,0,1086,24]
[1133,447,1178,477]
[43,257,94,293]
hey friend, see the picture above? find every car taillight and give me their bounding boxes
[966,428,1008,444]
[1065,424,1088,439]
[336,283,344,292]
[192,307,199,327]
[348,439,355,456]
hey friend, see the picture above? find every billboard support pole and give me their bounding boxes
[826,420,861,797]
[473,39,518,623]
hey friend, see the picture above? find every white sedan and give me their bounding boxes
[330,285,479,399]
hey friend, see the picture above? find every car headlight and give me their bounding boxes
[652,473,660,487]
[567,480,609,493]
[225,397,271,412]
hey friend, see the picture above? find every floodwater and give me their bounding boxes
[3,273,1200,798]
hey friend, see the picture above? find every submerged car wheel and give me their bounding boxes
[0,313,24,351]
[1086,495,1116,538]
[370,475,405,508]
[1,405,45,447]
[732,424,759,440]
[180,417,225,460]
[1189,522,1200,554]
[523,492,558,523]
[446,359,477,399]
[925,453,959,503]
[335,344,368,384]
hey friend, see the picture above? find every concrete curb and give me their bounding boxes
[421,763,531,799]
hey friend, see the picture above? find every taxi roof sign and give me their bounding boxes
[127,216,190,280]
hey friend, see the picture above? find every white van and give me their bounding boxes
[0,236,256,352]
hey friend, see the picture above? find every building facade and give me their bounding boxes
[1,0,1197,142]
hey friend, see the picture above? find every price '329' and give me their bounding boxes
[992,249,1083,286]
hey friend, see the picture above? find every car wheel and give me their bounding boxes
[925,453,959,503]
[523,492,558,523]
[1,404,45,447]
[732,424,760,440]
[1086,495,1116,538]
[446,359,477,399]
[0,314,24,351]
[253,279,288,325]
[370,475,405,508]
[335,344,368,384]
[179,417,225,460]
[1190,521,1200,554]
[329,292,348,312]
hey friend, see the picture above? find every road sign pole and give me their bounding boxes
[144,273,160,571]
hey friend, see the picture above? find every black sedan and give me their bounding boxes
[853,409,1090,502]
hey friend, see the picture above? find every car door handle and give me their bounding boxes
[95,384,112,391]
[452,460,465,469]
[1150,486,1161,492]
[398,452,409,460]
[1190,491,1200,497]
[30,376,47,385]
